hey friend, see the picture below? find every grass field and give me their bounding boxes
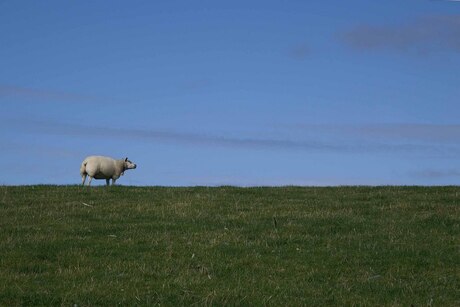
[0,185,458,306]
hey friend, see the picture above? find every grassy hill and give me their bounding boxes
[0,185,458,306]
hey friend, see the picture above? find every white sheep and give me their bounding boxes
[80,156,137,186]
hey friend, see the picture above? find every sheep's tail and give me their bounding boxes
[80,159,88,176]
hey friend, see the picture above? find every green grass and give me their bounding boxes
[0,186,458,306]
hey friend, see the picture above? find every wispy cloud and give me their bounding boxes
[8,118,341,152]
[0,140,82,158]
[282,123,460,143]
[335,124,459,143]
[288,43,311,60]
[410,169,460,179]
[0,84,129,104]
[4,118,460,157]
[181,79,212,91]
[341,14,460,53]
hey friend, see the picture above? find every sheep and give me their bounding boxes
[80,156,137,186]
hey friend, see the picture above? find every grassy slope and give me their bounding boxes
[0,186,458,306]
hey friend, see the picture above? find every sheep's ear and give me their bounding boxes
[125,157,128,162]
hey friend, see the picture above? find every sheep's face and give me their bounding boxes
[124,158,137,170]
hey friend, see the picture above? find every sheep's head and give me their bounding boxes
[123,157,137,174]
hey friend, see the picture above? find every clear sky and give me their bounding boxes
[1,0,459,186]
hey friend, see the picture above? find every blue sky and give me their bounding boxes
[1,0,459,186]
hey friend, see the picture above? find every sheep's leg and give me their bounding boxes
[87,176,93,186]
[81,174,87,186]
[106,179,110,186]
[112,178,117,186]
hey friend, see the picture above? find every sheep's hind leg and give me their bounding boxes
[81,174,87,186]
[106,179,110,186]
